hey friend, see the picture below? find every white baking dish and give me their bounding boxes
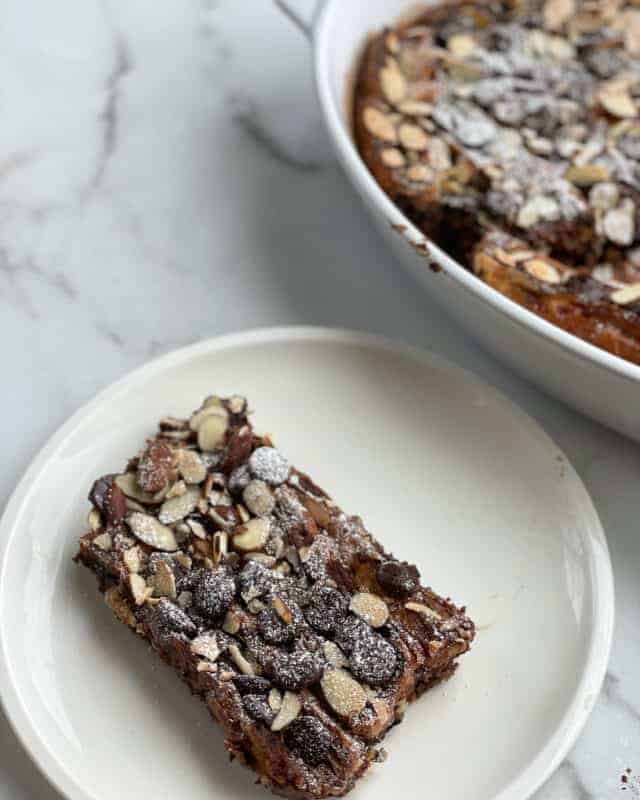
[276,0,640,441]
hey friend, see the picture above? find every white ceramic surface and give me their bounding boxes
[0,329,613,800]
[293,0,640,441]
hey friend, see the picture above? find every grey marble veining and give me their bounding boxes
[0,1,639,798]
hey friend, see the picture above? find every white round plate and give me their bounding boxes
[0,327,613,800]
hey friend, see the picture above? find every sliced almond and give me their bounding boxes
[232,518,270,552]
[149,560,177,599]
[397,100,433,116]
[105,586,137,628]
[175,552,192,569]
[323,641,347,668]
[243,480,275,517]
[543,0,575,29]
[268,688,283,712]
[213,530,229,564]
[191,634,220,662]
[564,163,610,186]
[610,282,640,305]
[321,669,367,718]
[380,59,407,105]
[92,532,112,551]
[165,480,187,499]
[406,164,434,183]
[270,691,301,732]
[198,414,229,452]
[625,11,640,55]
[349,592,389,628]
[189,403,228,432]
[187,518,208,540]
[222,610,241,634]
[227,395,247,415]
[228,644,255,675]
[380,147,406,168]
[398,123,429,151]
[524,259,562,284]
[245,552,276,567]
[176,449,207,484]
[88,508,102,532]
[123,547,141,573]
[115,473,157,504]
[272,596,293,625]
[447,33,475,58]
[405,601,442,620]
[158,487,200,525]
[598,82,637,119]
[126,512,178,552]
[128,573,150,606]
[363,106,398,143]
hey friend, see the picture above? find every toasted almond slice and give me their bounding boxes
[115,473,157,504]
[524,259,562,284]
[126,512,178,551]
[228,644,255,675]
[232,518,270,552]
[406,164,434,182]
[405,601,442,620]
[268,688,283,712]
[176,449,207,484]
[158,487,200,525]
[564,163,610,186]
[363,107,398,143]
[447,33,475,58]
[92,532,112,551]
[272,596,293,624]
[191,634,220,662]
[222,610,241,634]
[88,508,102,532]
[397,100,433,116]
[398,123,429,151]
[323,641,347,668]
[349,592,389,628]
[189,403,228,432]
[610,282,640,305]
[380,60,407,105]
[149,560,177,599]
[123,546,142,573]
[198,414,229,452]
[270,691,301,731]
[227,395,247,414]
[321,669,367,718]
[213,531,229,564]
[598,82,637,119]
[543,0,575,29]
[129,573,149,606]
[380,147,406,168]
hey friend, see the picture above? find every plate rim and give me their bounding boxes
[0,325,615,800]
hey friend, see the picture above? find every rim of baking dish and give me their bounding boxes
[313,1,640,388]
[0,327,615,800]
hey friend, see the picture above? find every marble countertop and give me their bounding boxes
[1,1,639,797]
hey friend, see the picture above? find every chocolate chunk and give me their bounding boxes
[137,439,174,493]
[147,598,197,640]
[376,560,420,599]
[335,617,399,687]
[192,569,236,621]
[268,649,324,691]
[304,584,348,635]
[249,447,290,485]
[284,716,332,766]
[243,694,275,725]
[233,675,272,695]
